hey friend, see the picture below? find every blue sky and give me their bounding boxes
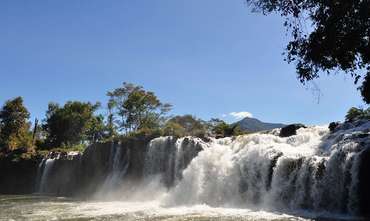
[0,0,365,125]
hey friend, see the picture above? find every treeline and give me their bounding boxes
[0,82,242,153]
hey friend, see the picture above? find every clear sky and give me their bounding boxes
[0,0,365,125]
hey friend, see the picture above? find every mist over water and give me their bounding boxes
[29,122,370,220]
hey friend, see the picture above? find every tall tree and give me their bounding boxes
[43,101,103,148]
[107,82,172,133]
[0,97,32,151]
[245,0,370,103]
[106,99,117,138]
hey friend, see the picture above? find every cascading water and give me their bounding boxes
[37,158,56,193]
[163,123,370,215]
[143,136,206,187]
[32,120,370,218]
[102,142,130,190]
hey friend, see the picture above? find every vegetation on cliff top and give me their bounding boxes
[0,82,242,155]
[0,81,366,158]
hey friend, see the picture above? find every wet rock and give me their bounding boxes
[359,147,370,216]
[328,122,340,132]
[279,124,306,137]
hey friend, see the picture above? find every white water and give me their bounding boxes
[103,143,130,189]
[34,121,370,219]
[94,142,130,199]
[144,136,206,187]
[37,158,56,193]
[129,124,367,215]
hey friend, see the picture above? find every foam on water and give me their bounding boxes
[33,121,370,219]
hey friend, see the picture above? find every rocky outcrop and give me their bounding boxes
[328,121,340,132]
[279,124,306,137]
[0,156,40,194]
[359,147,370,216]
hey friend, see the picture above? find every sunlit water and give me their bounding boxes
[0,195,361,221]
[5,122,369,220]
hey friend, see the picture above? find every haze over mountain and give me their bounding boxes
[234,117,286,132]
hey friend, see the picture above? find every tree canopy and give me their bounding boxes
[208,118,243,137]
[107,82,172,133]
[246,0,370,103]
[42,101,103,148]
[345,107,370,122]
[0,97,32,151]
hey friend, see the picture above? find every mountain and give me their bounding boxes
[234,117,286,132]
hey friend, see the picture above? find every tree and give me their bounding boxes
[361,73,370,104]
[107,82,172,133]
[207,118,244,137]
[43,101,103,148]
[163,121,186,137]
[85,114,106,143]
[106,99,117,138]
[0,97,32,151]
[245,0,370,103]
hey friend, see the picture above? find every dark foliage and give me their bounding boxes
[246,0,370,103]
[0,97,32,151]
[43,101,103,148]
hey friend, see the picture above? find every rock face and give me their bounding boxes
[33,135,161,197]
[0,157,39,194]
[279,124,306,137]
[328,122,340,132]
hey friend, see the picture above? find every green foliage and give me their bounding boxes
[0,97,32,151]
[245,0,370,103]
[162,116,245,138]
[43,101,103,148]
[208,118,245,137]
[85,114,106,143]
[360,73,370,104]
[125,127,164,140]
[107,82,172,133]
[163,121,186,137]
[106,99,118,138]
[345,107,370,122]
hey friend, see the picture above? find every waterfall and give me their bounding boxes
[102,142,130,189]
[143,136,206,187]
[163,124,369,215]
[94,142,130,199]
[32,120,370,216]
[37,158,56,193]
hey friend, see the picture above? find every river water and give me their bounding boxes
[0,195,360,221]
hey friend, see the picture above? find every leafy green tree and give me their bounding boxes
[361,73,370,104]
[0,97,32,151]
[212,121,232,137]
[245,0,370,103]
[207,118,244,137]
[107,82,172,133]
[106,100,117,139]
[163,121,186,137]
[43,101,103,148]
[86,114,106,143]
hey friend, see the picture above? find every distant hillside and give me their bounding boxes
[234,117,285,132]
